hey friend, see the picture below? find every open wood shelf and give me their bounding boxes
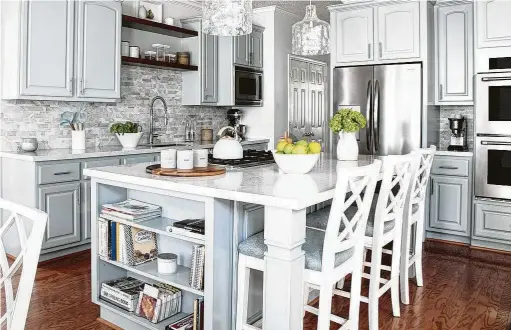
[122,56,198,71]
[122,15,198,38]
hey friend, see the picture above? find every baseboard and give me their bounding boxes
[96,317,123,330]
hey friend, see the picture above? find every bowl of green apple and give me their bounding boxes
[272,138,322,174]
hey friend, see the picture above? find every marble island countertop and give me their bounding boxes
[0,138,270,162]
[84,154,376,210]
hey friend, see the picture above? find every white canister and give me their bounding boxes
[121,41,130,57]
[161,149,177,169]
[129,46,140,58]
[157,253,177,274]
[164,17,175,25]
[177,150,194,169]
[193,149,208,168]
[72,130,85,150]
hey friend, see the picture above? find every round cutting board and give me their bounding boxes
[146,164,226,177]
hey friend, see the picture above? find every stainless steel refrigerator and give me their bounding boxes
[332,63,422,155]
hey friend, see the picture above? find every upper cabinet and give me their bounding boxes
[435,2,474,104]
[76,0,121,99]
[333,8,374,63]
[233,25,264,69]
[331,1,421,66]
[476,0,511,48]
[376,3,420,60]
[1,0,121,102]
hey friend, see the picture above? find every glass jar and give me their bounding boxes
[144,51,156,60]
[177,52,190,65]
[166,51,177,63]
[152,43,165,61]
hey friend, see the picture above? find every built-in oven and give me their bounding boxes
[234,66,263,106]
[475,71,511,134]
[475,136,511,200]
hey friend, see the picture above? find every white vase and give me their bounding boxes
[116,132,143,149]
[72,130,86,150]
[336,131,359,161]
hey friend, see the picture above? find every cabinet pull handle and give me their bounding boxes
[77,187,81,206]
[430,180,433,195]
[379,42,382,58]
[53,171,71,176]
[439,166,458,170]
[80,79,85,94]
[439,84,443,99]
[368,44,371,58]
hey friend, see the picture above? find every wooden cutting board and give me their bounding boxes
[146,164,226,177]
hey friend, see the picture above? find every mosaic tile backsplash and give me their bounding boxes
[0,65,229,150]
[439,105,474,150]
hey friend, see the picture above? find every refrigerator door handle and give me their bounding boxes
[373,80,380,152]
[366,80,373,151]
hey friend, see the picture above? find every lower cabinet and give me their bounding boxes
[38,182,81,249]
[82,181,91,240]
[429,175,470,236]
[473,200,511,243]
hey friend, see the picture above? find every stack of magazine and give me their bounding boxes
[135,283,182,324]
[167,298,204,330]
[189,245,205,291]
[100,277,145,312]
[100,199,162,223]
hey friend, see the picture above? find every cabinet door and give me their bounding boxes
[20,0,74,97]
[233,34,250,66]
[436,4,474,104]
[250,26,264,68]
[476,0,511,48]
[333,8,374,64]
[377,2,420,60]
[76,0,121,99]
[429,175,469,235]
[123,154,157,165]
[81,181,91,240]
[201,33,218,103]
[38,182,81,249]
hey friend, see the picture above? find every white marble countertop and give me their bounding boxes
[435,148,473,157]
[84,154,376,210]
[0,139,270,162]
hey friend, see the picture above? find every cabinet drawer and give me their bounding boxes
[431,158,469,176]
[38,162,81,184]
[82,158,120,179]
[474,202,511,242]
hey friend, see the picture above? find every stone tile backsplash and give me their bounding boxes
[439,105,474,149]
[0,65,229,150]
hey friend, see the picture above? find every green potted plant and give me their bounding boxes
[329,108,366,160]
[110,122,143,148]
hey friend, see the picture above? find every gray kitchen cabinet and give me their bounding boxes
[234,34,250,67]
[475,0,511,48]
[201,33,218,103]
[123,154,157,165]
[429,175,470,235]
[473,200,511,249]
[82,181,91,241]
[19,0,75,97]
[38,182,81,250]
[250,26,264,69]
[435,2,473,105]
[76,0,121,99]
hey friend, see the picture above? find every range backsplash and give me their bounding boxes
[439,105,474,150]
[0,65,229,150]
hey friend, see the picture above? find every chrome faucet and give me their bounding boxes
[149,96,168,145]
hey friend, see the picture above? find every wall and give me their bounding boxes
[439,105,474,149]
[0,65,229,150]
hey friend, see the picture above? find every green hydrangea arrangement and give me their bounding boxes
[110,122,141,135]
[329,108,367,133]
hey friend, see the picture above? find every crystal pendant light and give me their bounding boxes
[292,2,331,55]
[202,0,253,36]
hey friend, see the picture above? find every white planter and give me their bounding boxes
[115,132,143,149]
[336,131,359,161]
[72,130,86,150]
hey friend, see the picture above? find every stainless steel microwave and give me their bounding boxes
[234,66,263,106]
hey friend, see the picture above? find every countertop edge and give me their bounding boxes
[435,150,473,157]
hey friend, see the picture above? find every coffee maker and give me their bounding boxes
[447,115,468,151]
[224,109,246,140]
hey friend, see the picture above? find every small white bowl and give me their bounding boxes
[272,151,320,174]
[115,132,143,149]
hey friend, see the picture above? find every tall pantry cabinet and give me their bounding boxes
[1,0,121,102]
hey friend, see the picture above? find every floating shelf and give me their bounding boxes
[122,56,198,71]
[122,15,198,38]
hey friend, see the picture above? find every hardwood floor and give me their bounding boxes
[20,249,511,330]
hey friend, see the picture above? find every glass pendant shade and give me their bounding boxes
[202,0,253,36]
[292,5,331,56]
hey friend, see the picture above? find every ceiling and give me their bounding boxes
[253,1,343,21]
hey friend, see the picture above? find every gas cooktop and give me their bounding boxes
[208,149,274,168]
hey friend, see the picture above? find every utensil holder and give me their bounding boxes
[72,130,85,150]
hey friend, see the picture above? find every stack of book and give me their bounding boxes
[135,283,182,324]
[166,219,205,241]
[100,277,145,312]
[189,245,205,291]
[167,298,204,330]
[101,199,162,223]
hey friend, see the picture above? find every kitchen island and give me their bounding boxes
[84,155,376,330]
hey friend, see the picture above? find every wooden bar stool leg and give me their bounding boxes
[368,243,383,330]
[400,221,412,305]
[317,281,334,330]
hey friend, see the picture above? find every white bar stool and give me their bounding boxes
[400,146,436,304]
[235,160,382,330]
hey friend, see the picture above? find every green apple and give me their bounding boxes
[292,145,308,154]
[276,151,284,154]
[308,141,322,154]
[276,141,287,152]
[296,140,308,146]
[283,144,295,154]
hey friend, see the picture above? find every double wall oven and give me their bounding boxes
[475,56,511,200]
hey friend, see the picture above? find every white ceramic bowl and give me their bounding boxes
[272,151,320,174]
[115,132,143,149]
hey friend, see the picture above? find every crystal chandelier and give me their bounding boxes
[202,0,253,36]
[292,2,331,55]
